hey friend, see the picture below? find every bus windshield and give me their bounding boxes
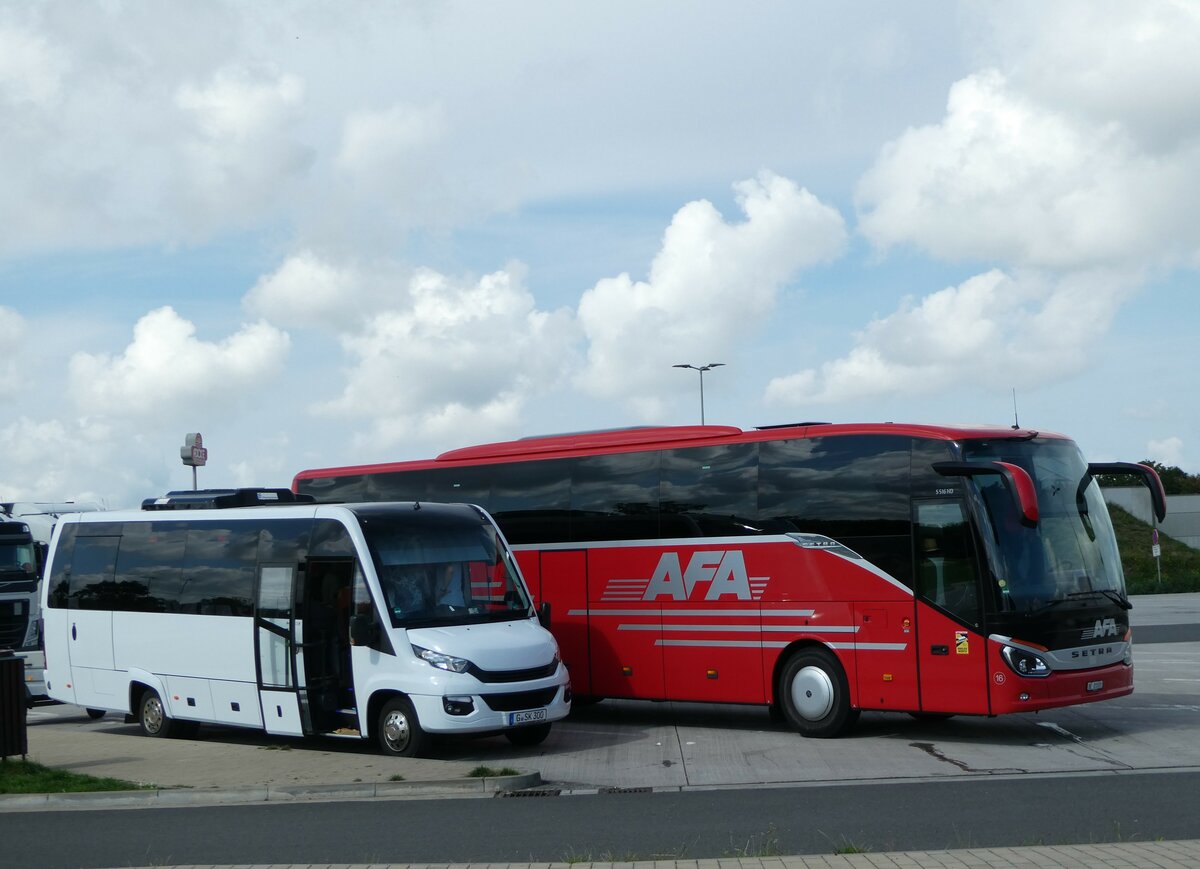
[961,438,1127,615]
[355,509,533,629]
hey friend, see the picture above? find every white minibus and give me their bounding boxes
[40,489,571,756]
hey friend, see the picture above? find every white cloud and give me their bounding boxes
[314,262,578,450]
[1147,436,1184,467]
[0,20,68,107]
[173,63,313,227]
[765,268,1140,406]
[68,306,291,416]
[575,171,847,418]
[244,250,367,331]
[855,69,1199,270]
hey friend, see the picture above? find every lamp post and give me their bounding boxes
[673,363,724,425]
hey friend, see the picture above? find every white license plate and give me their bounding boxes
[1086,680,1104,692]
[508,708,547,725]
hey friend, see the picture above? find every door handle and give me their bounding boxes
[72,623,77,640]
[930,644,949,656]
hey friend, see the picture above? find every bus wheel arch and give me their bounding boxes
[774,643,859,738]
[372,692,429,758]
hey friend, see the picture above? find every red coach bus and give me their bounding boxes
[293,423,1165,737]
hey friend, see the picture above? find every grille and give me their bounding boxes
[467,660,558,684]
[0,611,27,648]
[479,687,559,712]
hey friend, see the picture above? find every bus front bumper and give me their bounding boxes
[409,680,572,736]
[989,659,1133,714]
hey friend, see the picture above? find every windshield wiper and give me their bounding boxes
[1063,589,1132,610]
[1095,588,1132,610]
[1022,588,1131,616]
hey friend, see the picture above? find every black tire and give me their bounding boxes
[137,689,174,738]
[377,696,428,758]
[85,708,106,720]
[777,647,859,738]
[505,722,551,747]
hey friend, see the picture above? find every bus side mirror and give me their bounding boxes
[933,460,1040,527]
[349,614,378,646]
[537,601,551,629]
[1087,461,1168,523]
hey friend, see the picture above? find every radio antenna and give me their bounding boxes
[1011,388,1020,430]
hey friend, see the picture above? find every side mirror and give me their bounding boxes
[349,614,378,646]
[1088,461,1168,523]
[933,460,1040,527]
[537,601,552,629]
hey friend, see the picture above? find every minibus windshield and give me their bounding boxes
[355,507,534,629]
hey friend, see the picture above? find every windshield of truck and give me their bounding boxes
[356,508,534,629]
[961,438,1127,614]
[0,541,37,582]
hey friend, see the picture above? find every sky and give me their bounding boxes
[1,1,1198,509]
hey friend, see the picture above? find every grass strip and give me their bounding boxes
[0,758,152,794]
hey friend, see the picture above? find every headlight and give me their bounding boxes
[412,644,472,673]
[1000,645,1051,678]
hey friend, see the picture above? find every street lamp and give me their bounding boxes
[673,363,724,425]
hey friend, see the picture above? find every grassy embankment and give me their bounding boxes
[1109,504,1200,594]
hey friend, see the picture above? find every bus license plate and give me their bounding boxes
[508,709,546,725]
[1086,680,1103,693]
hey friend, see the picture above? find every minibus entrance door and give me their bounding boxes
[254,564,307,736]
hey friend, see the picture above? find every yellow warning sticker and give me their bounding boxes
[955,631,970,654]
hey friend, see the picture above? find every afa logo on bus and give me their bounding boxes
[632,550,770,601]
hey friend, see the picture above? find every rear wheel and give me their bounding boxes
[778,647,858,738]
[377,697,428,758]
[505,722,551,747]
[85,708,106,720]
[137,689,174,738]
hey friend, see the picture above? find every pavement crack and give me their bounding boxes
[910,741,975,772]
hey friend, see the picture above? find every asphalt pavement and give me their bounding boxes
[6,592,1199,869]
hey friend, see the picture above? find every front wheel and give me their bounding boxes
[377,696,428,758]
[777,647,858,738]
[505,722,551,747]
[137,689,174,738]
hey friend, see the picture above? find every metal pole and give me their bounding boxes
[192,466,197,492]
[673,363,725,425]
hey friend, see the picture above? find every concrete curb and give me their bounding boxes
[0,770,542,812]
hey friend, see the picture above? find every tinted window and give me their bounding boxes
[112,522,186,612]
[662,443,760,537]
[310,518,355,557]
[571,452,661,541]
[490,459,572,544]
[298,474,368,503]
[760,435,914,584]
[177,523,257,616]
[258,519,311,565]
[65,536,120,610]
[46,524,78,609]
[424,467,491,505]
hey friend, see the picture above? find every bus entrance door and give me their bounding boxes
[254,564,306,736]
[912,500,989,715]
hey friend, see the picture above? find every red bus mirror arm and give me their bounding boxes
[1087,462,1168,523]
[932,460,1040,528]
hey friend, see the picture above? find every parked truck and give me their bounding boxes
[0,502,102,707]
